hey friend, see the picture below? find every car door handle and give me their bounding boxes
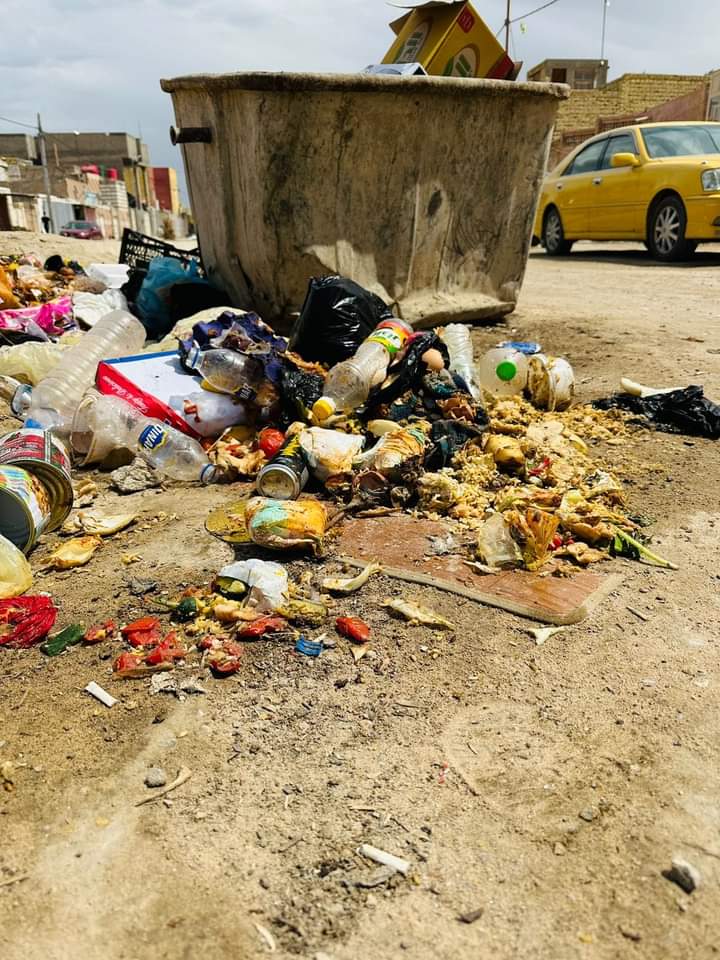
[592,177,603,185]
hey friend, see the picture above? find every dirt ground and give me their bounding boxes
[1,234,720,960]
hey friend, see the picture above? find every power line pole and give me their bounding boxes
[600,0,609,61]
[37,113,54,234]
[504,0,511,52]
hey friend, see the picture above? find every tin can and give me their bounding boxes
[0,465,53,553]
[256,434,309,500]
[0,428,73,530]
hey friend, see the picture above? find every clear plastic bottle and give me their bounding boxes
[188,346,263,399]
[440,324,481,400]
[312,318,412,420]
[478,346,529,398]
[70,392,216,483]
[24,310,145,437]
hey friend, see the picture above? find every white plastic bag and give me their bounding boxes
[0,533,33,598]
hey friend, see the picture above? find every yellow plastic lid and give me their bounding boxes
[312,397,335,421]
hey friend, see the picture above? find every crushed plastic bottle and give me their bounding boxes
[24,309,145,438]
[478,346,529,398]
[312,318,412,420]
[188,346,263,399]
[440,324,481,400]
[70,391,216,483]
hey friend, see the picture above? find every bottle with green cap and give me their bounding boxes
[478,346,529,398]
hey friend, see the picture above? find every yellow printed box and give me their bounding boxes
[382,1,515,80]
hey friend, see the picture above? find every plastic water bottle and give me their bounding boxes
[312,318,412,420]
[188,346,263,399]
[25,310,145,437]
[440,324,481,400]
[70,392,216,483]
[478,346,529,398]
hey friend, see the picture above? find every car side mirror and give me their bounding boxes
[610,152,640,168]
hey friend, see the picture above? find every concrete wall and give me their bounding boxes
[647,84,709,122]
[0,133,38,161]
[555,73,706,132]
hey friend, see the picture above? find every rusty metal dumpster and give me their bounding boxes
[161,72,568,329]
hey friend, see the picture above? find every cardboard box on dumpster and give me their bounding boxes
[381,0,515,80]
[96,351,203,439]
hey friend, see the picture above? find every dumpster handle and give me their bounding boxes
[170,125,213,145]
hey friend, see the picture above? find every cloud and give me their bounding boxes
[1,0,717,205]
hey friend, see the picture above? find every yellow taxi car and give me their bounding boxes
[533,121,720,261]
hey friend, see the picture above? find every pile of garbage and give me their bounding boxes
[0,256,698,671]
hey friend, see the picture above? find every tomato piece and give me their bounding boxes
[257,427,285,459]
[336,616,371,644]
[112,651,145,678]
[207,650,241,676]
[121,617,160,637]
[126,628,162,648]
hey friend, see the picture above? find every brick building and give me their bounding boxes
[542,71,711,168]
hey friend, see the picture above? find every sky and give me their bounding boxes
[1,0,717,204]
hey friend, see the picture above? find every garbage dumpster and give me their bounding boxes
[161,72,567,329]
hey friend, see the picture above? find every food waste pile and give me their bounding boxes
[0,266,680,689]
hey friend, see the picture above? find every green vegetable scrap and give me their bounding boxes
[609,526,678,570]
[41,624,86,657]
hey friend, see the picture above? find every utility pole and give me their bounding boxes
[504,0,511,53]
[600,0,609,62]
[37,114,54,234]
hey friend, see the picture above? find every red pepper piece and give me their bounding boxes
[236,616,287,639]
[0,596,58,649]
[336,616,371,644]
[257,427,285,459]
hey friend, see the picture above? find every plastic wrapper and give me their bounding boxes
[475,513,522,569]
[217,559,289,612]
[298,427,365,482]
[594,385,720,440]
[289,275,393,367]
[356,427,426,479]
[245,497,327,554]
[0,339,75,386]
[0,297,75,340]
[0,534,33,598]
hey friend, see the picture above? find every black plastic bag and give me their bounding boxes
[278,366,325,424]
[289,275,393,366]
[594,386,720,440]
[424,419,487,470]
[367,333,450,411]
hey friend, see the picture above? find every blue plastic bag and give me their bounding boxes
[136,257,212,339]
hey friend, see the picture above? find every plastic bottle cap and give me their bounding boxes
[312,397,335,421]
[200,464,218,484]
[496,360,517,382]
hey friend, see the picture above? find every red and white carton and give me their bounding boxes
[96,351,203,439]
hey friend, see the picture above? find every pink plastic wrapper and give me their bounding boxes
[0,297,75,338]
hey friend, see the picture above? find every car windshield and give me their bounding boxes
[642,125,720,158]
[65,221,91,229]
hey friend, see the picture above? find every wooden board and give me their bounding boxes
[336,515,621,625]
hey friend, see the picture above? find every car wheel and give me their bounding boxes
[542,207,573,256]
[647,196,694,261]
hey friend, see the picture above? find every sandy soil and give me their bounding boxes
[1,235,720,960]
